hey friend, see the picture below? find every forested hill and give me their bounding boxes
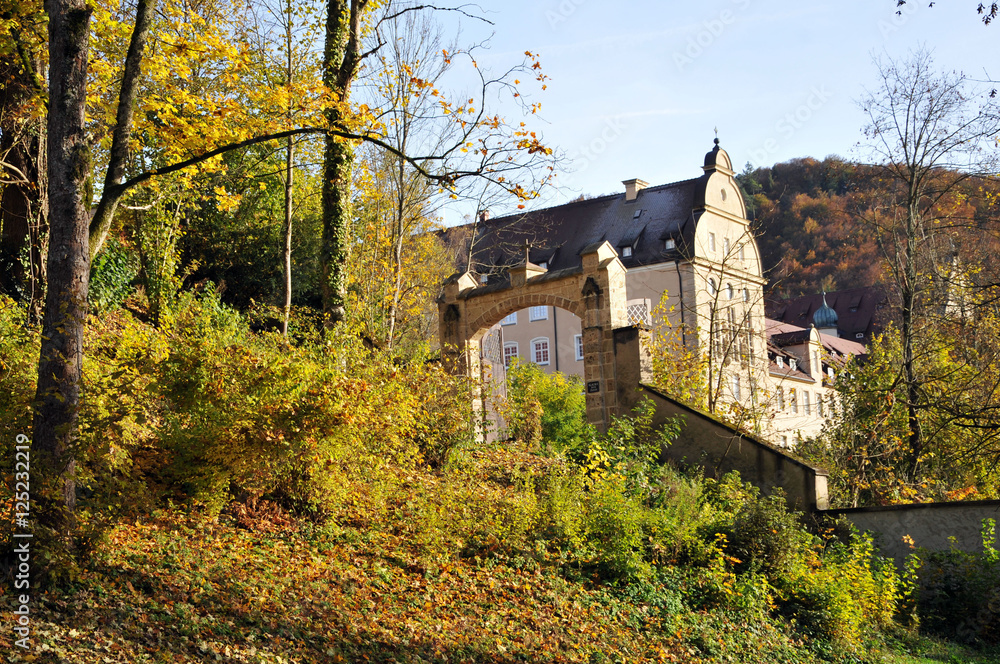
[736,157,1000,300]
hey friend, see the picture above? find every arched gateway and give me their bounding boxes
[439,240,629,432]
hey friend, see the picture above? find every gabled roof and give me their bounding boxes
[443,177,703,275]
[765,286,888,345]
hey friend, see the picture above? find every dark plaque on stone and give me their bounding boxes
[586,381,600,393]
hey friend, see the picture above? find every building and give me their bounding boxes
[443,140,866,444]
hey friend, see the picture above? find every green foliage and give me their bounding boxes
[88,236,139,312]
[501,361,593,453]
[913,519,1000,644]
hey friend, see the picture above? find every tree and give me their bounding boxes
[857,48,1000,480]
[29,0,555,555]
[35,0,92,551]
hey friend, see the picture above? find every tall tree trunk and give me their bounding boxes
[320,0,364,324]
[282,136,294,336]
[902,198,922,480]
[281,2,294,337]
[0,25,45,313]
[33,0,92,546]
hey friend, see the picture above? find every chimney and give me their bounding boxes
[622,178,648,202]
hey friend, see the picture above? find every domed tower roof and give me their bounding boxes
[703,137,734,175]
[813,292,838,329]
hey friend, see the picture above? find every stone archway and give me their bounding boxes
[439,241,628,432]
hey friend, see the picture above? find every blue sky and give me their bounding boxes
[436,1,998,224]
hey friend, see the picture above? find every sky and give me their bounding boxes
[433,0,999,225]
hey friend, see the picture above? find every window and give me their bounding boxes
[531,337,550,365]
[500,311,517,326]
[789,358,798,371]
[776,356,784,369]
[782,436,789,447]
[503,342,518,367]
[742,287,749,302]
[790,389,798,414]
[777,387,785,409]
[575,334,584,361]
[529,306,548,321]
[803,391,811,415]
[537,261,548,270]
[479,274,489,284]
[726,283,734,300]
[817,393,824,416]
[622,245,633,258]
[827,367,835,379]
[739,245,746,261]
[627,299,651,326]
[708,232,716,252]
[723,237,731,256]
[731,376,741,401]
[665,239,676,251]
[708,278,718,296]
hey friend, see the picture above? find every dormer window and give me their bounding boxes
[790,358,798,371]
[537,261,548,269]
[665,239,676,251]
[479,274,489,284]
[622,245,633,258]
[776,356,784,369]
[827,367,835,379]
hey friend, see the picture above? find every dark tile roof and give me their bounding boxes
[442,178,703,276]
[765,286,889,345]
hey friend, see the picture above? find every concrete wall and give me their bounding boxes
[613,326,830,512]
[826,501,1000,565]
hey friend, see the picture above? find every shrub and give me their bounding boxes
[915,519,1000,643]
[501,361,592,453]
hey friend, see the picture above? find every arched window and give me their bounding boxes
[708,278,718,296]
[531,337,550,366]
[726,283,734,300]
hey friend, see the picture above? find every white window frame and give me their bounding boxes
[622,245,633,258]
[731,375,741,401]
[777,387,785,409]
[708,232,716,252]
[723,237,731,256]
[790,389,798,414]
[665,239,676,251]
[708,277,718,296]
[529,305,548,321]
[776,356,784,369]
[500,311,517,326]
[574,334,584,361]
[726,283,734,300]
[531,337,551,366]
[503,342,518,368]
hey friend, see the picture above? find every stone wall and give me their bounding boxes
[826,501,1000,565]
[612,327,830,512]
